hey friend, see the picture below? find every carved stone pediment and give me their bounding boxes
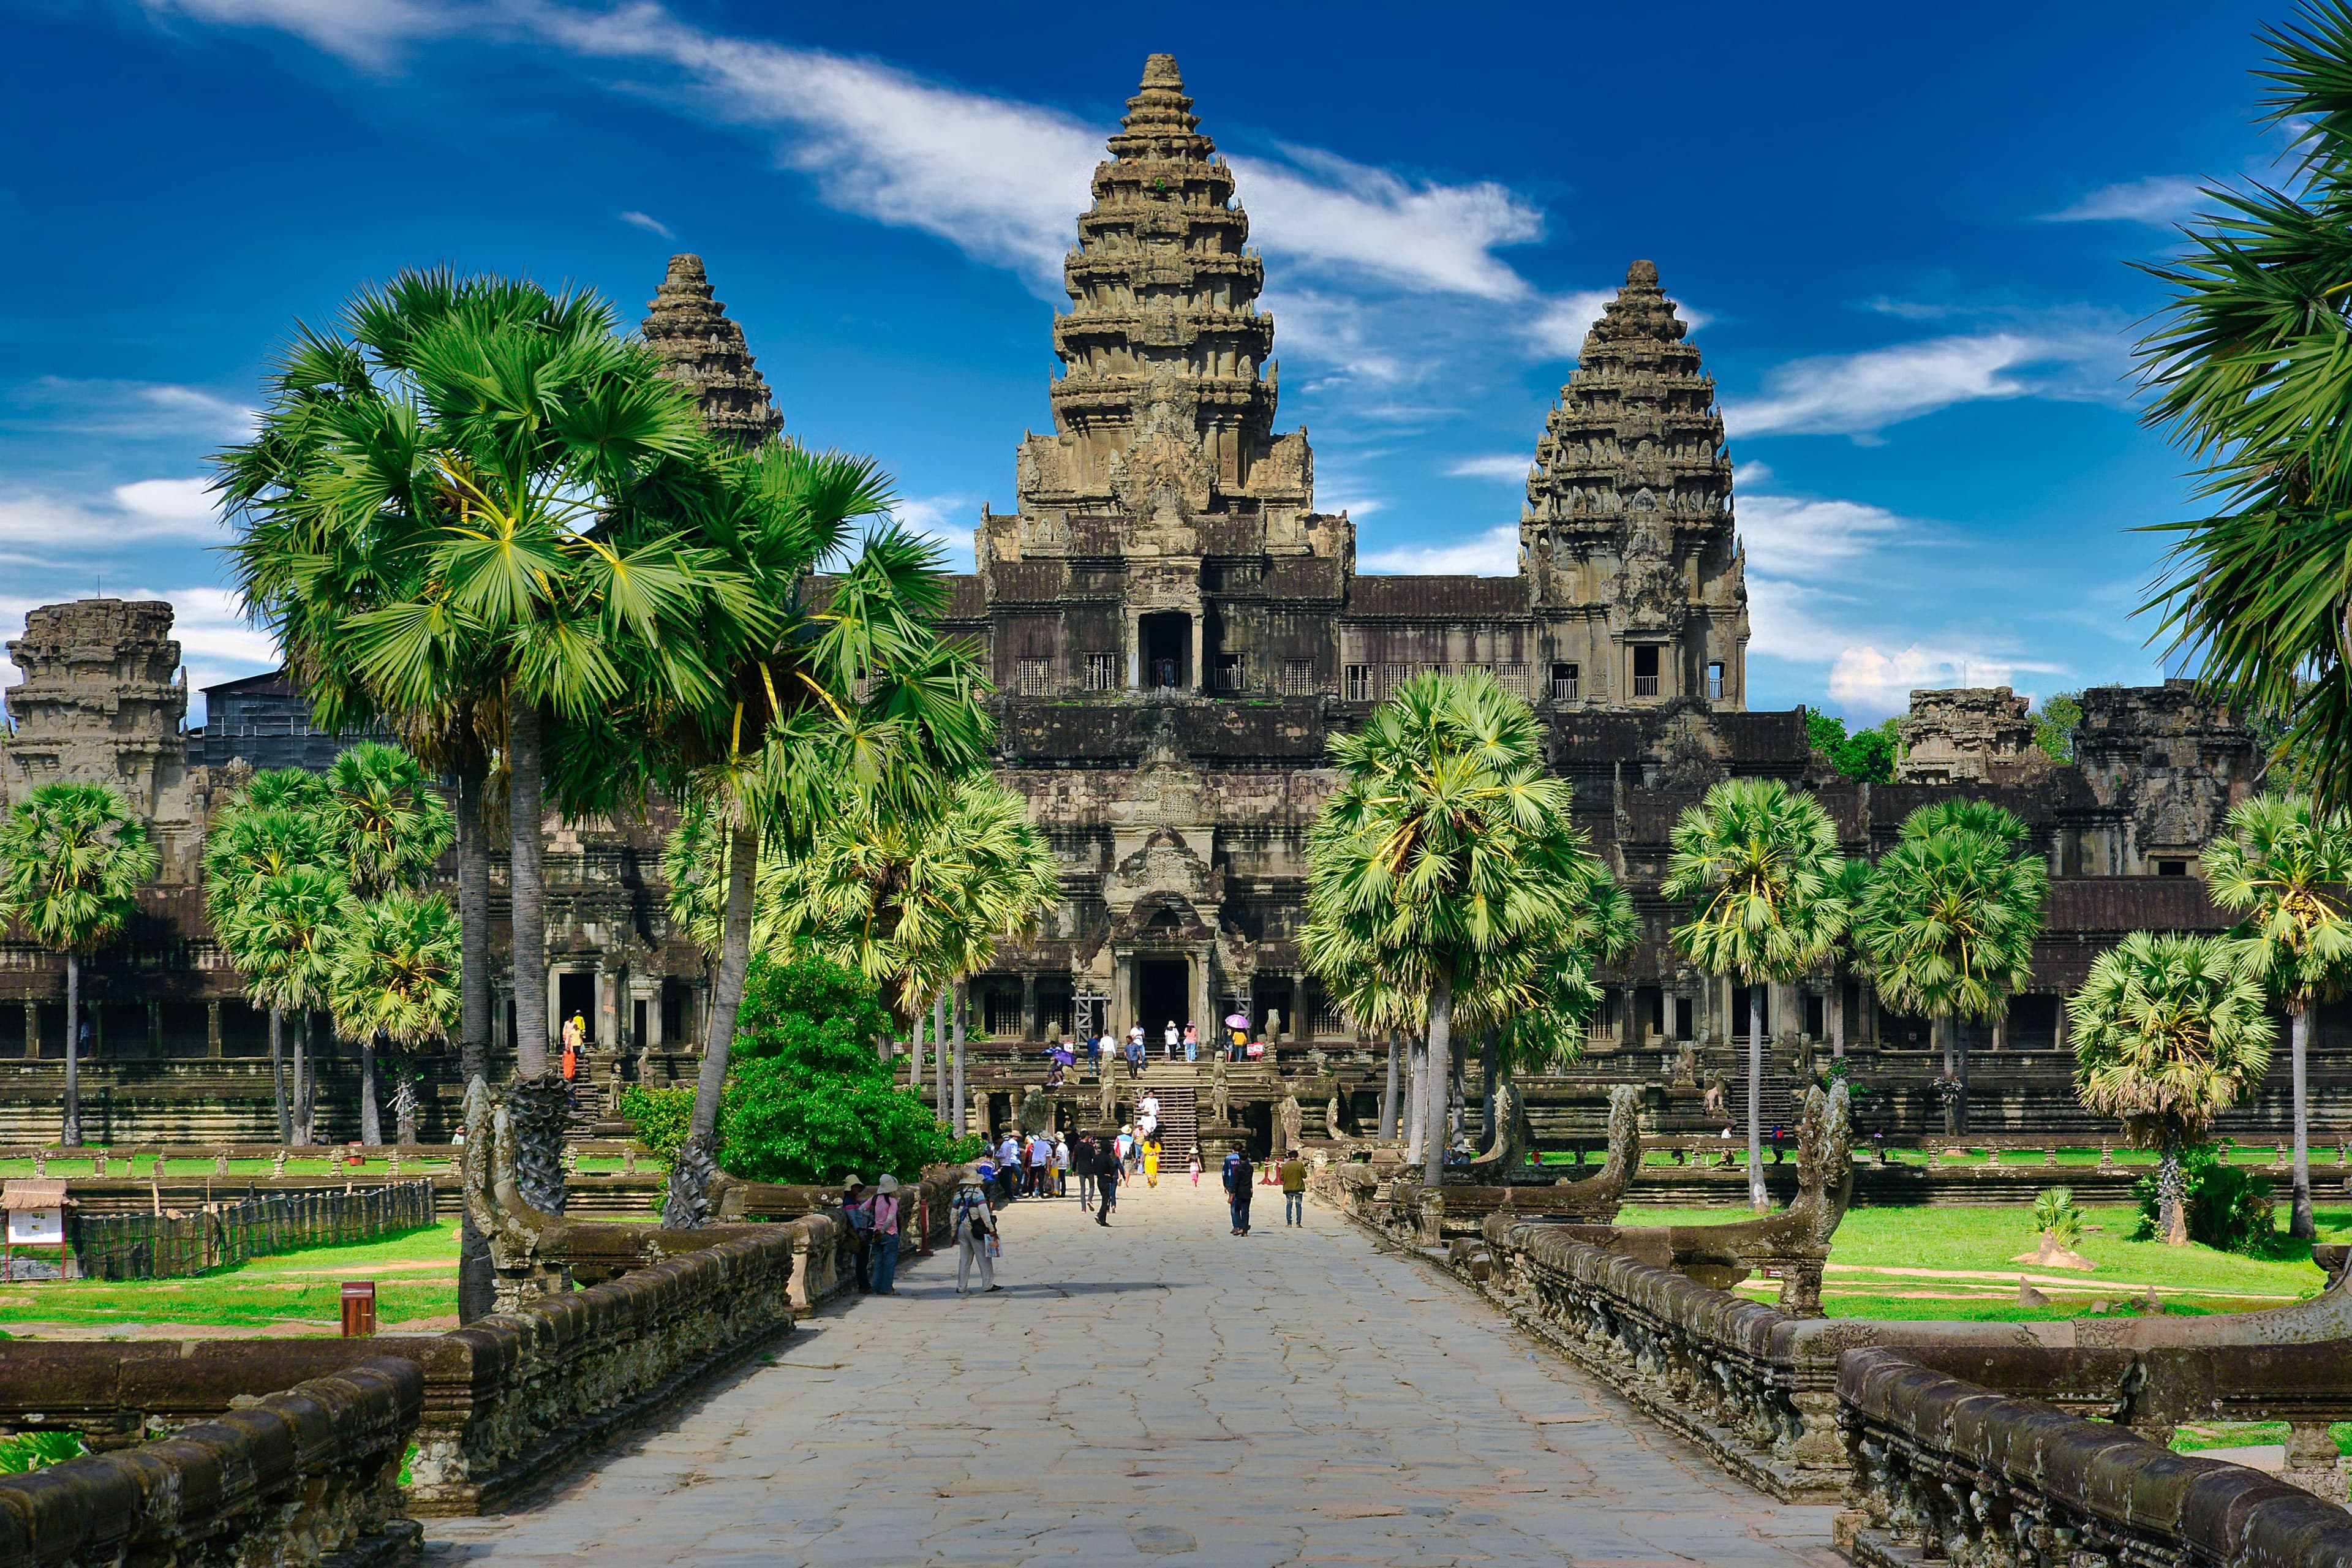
[1104,827,1224,943]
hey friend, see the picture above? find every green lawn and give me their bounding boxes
[1613,1144,2327,1169]
[1608,1203,2345,1321]
[0,1219,461,1333]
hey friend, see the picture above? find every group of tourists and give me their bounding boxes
[835,1173,908,1295]
[1217,1149,1308,1234]
[1075,1021,1270,1071]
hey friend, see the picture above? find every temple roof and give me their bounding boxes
[641,254,783,448]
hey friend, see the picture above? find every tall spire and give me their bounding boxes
[640,254,783,448]
[1050,53,1278,459]
[1520,258,1736,629]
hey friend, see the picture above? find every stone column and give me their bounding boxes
[206,1000,222,1060]
[1020,973,1038,1042]
[1111,953,1132,1040]
[91,1005,104,1060]
[23,1003,36,1060]
[148,1001,163,1057]
[1286,977,1302,1043]
[598,964,618,1049]
[1126,612,1141,690]
[1991,1014,2007,1054]
[1189,616,1205,694]
[2052,998,2067,1054]
[1191,952,1212,1038]
[546,969,565,1049]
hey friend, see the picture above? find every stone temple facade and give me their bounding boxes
[0,52,2327,1144]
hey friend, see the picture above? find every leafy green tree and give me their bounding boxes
[1855,799,2046,1134]
[714,952,975,1185]
[220,867,352,1145]
[2133,4,2352,807]
[0,784,159,1147]
[2069,932,2274,1245]
[2201,791,2352,1238]
[202,780,337,1143]
[1305,668,1614,1188]
[1804,712,1900,782]
[320,742,455,899]
[1662,778,1850,1210]
[2131,1144,2277,1253]
[2032,691,2083,762]
[327,889,459,1145]
[219,269,750,1212]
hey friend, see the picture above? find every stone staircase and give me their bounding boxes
[1136,1066,1200,1165]
[1725,1070,1804,1142]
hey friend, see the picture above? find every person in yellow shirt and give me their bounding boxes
[1143,1135,1162,1187]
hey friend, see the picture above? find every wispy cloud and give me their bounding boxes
[889,494,976,571]
[1359,524,1517,575]
[0,585,278,725]
[1737,494,1910,577]
[2043,174,2206,225]
[1724,333,2100,440]
[140,0,471,66]
[618,209,674,238]
[1523,290,1615,358]
[1826,644,2062,722]
[2,378,257,442]
[0,478,228,548]
[1442,454,1532,483]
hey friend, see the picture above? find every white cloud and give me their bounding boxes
[1360,524,1517,575]
[1737,494,1910,576]
[889,494,976,571]
[618,209,674,239]
[142,0,467,65]
[1743,577,1856,665]
[1231,146,1542,301]
[1826,645,2055,723]
[2,379,257,442]
[0,481,230,547]
[2043,175,2205,225]
[1723,333,2076,439]
[0,586,279,728]
[1732,460,1773,487]
[1443,454,1532,482]
[1523,290,1615,358]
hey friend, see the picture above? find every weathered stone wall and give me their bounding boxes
[0,1357,421,1568]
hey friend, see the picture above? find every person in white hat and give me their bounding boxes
[865,1174,904,1294]
[951,1172,1000,1295]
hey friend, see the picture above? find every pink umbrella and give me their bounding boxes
[1224,1013,1250,1029]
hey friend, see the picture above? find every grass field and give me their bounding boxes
[1610,1202,2346,1320]
[0,1219,462,1334]
[1599,1143,2334,1169]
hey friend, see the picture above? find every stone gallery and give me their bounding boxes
[0,55,2307,1150]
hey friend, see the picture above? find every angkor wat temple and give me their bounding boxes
[0,55,2331,1149]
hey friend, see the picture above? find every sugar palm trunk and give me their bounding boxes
[1747,978,1765,1212]
[454,759,495,1320]
[663,818,755,1230]
[2157,1132,2188,1246]
[1404,1039,1425,1166]
[1425,974,1453,1188]
[933,991,948,1123]
[2291,1000,2315,1241]
[951,983,968,1137]
[1936,1014,1958,1136]
[61,953,81,1147]
[268,1008,290,1145]
[1380,1033,1398,1140]
[504,698,566,1213]
[1480,1026,1498,1145]
[908,1003,924,1092]
[293,1011,313,1145]
[359,1031,382,1146]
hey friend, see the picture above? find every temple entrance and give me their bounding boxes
[559,971,595,1043]
[1141,612,1191,690]
[1135,959,1188,1038]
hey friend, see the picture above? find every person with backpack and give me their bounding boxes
[1224,1149,1254,1235]
[1075,1133,1098,1211]
[950,1172,1000,1295]
[839,1178,873,1294]
[864,1174,904,1294]
[1095,1134,1120,1225]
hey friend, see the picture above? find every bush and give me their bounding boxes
[0,1431,82,1473]
[715,950,979,1186]
[2032,1186,2084,1250]
[2133,1144,2275,1252]
[617,1083,696,1166]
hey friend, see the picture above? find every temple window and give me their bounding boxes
[1280,658,1315,696]
[1085,652,1119,692]
[1016,657,1052,696]
[1550,662,1580,701]
[1344,664,1372,702]
[1633,645,1661,698]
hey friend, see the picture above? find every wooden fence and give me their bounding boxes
[70,1180,437,1280]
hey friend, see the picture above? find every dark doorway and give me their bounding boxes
[633,998,648,1053]
[1141,612,1191,691]
[558,972,595,1044]
[1136,959,1188,1037]
[1732,986,1770,1038]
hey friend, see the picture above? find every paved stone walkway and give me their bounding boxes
[426,1177,1839,1567]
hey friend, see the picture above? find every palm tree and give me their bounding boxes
[328,889,460,1146]
[1303,668,1612,1189]
[2134,4,2352,806]
[0,784,159,1147]
[201,779,337,1142]
[219,270,751,1210]
[219,867,352,1145]
[2069,932,2275,1244]
[1854,799,2046,1135]
[2202,791,2352,1239]
[1661,778,1849,1211]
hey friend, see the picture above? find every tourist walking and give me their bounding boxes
[1163,1019,1180,1059]
[996,1131,1022,1202]
[1188,1151,1202,1186]
[1280,1151,1306,1226]
[839,1178,873,1294]
[1076,1133,1098,1210]
[1054,1134,1070,1196]
[1183,1022,1198,1061]
[1224,1148,1254,1235]
[1096,1137,1120,1224]
[1027,1131,1052,1196]
[1144,1134,1161,1188]
[951,1172,1000,1295]
[864,1174,904,1294]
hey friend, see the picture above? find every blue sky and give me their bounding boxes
[0,0,2295,723]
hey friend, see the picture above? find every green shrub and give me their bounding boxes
[2032,1186,2084,1250]
[617,1084,696,1166]
[0,1431,81,1473]
[2133,1144,2275,1252]
[715,950,979,1185]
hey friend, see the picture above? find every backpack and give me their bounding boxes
[845,1200,875,1235]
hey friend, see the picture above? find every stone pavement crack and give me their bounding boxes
[423,1181,1836,1567]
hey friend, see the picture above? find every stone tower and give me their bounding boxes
[2,600,187,816]
[1520,261,1748,708]
[640,254,783,447]
[982,53,1336,579]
